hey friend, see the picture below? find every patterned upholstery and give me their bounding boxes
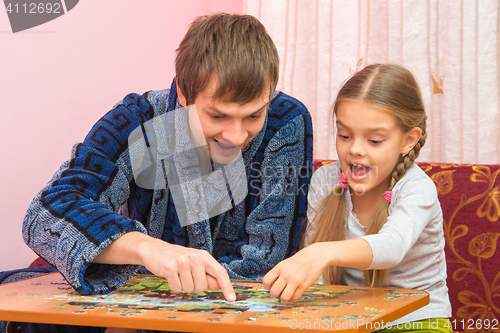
[314,160,500,333]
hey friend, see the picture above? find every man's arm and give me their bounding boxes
[23,91,235,298]
[23,140,148,295]
[23,92,154,294]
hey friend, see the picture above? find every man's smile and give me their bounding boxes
[212,139,240,155]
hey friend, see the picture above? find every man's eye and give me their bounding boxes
[248,114,263,120]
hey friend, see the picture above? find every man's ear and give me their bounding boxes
[176,79,187,107]
[401,127,422,155]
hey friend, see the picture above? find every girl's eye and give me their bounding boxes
[370,140,382,144]
[337,134,350,140]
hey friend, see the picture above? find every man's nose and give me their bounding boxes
[222,120,248,147]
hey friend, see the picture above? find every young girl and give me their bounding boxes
[263,64,452,332]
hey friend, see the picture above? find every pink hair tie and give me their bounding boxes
[339,172,348,189]
[384,191,392,202]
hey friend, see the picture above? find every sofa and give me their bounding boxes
[314,160,500,333]
[24,160,500,333]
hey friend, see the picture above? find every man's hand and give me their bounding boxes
[94,232,236,302]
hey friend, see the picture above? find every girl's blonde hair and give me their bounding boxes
[305,64,427,286]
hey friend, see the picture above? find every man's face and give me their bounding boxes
[178,79,270,164]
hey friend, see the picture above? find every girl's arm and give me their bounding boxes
[262,238,373,302]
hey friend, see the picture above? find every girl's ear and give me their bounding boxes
[176,79,187,107]
[401,127,422,155]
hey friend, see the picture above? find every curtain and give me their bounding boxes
[244,0,500,164]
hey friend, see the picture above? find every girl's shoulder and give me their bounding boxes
[400,163,435,184]
[308,160,342,200]
[391,163,438,201]
[311,160,342,184]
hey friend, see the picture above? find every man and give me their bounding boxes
[9,13,312,331]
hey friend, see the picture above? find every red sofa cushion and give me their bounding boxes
[28,257,49,268]
[419,162,499,332]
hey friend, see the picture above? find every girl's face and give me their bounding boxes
[335,101,420,199]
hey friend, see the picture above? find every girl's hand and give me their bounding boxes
[263,239,373,303]
[262,243,330,303]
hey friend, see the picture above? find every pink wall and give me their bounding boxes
[0,0,243,271]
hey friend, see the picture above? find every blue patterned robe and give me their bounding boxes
[21,81,313,296]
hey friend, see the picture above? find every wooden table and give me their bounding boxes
[0,273,429,332]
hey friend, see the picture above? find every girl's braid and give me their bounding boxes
[388,116,427,191]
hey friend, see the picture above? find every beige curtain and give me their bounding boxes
[245,0,500,164]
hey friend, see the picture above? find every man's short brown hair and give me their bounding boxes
[175,13,279,105]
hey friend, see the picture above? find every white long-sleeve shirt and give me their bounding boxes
[306,160,451,326]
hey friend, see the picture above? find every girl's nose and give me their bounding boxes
[349,139,365,156]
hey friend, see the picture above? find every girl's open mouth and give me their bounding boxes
[349,163,372,181]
